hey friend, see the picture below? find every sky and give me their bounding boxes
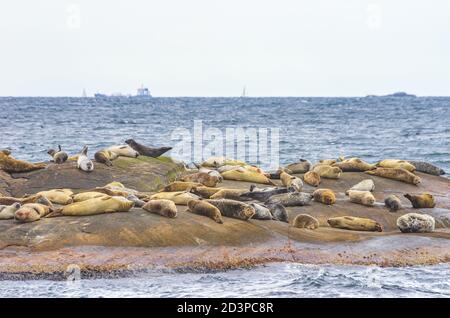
[0,0,449,97]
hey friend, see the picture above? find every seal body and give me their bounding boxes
[36,189,73,205]
[333,158,375,172]
[249,203,273,220]
[285,159,311,173]
[143,199,177,218]
[313,188,336,205]
[312,165,342,179]
[404,193,436,208]
[0,202,21,220]
[345,179,375,195]
[318,159,337,166]
[265,192,312,207]
[73,192,108,202]
[205,199,255,220]
[239,187,288,202]
[161,181,203,192]
[377,159,415,172]
[407,160,445,176]
[94,149,119,166]
[328,216,383,232]
[190,186,222,198]
[220,168,275,185]
[0,150,46,173]
[348,190,375,206]
[187,200,222,223]
[198,167,223,182]
[150,191,199,205]
[126,194,146,208]
[105,145,139,158]
[266,203,288,223]
[201,157,247,168]
[384,194,402,212]
[366,168,420,185]
[77,146,94,172]
[303,171,321,187]
[14,203,52,222]
[47,145,68,164]
[181,172,221,187]
[60,196,134,216]
[293,214,319,229]
[0,194,52,206]
[210,189,249,201]
[125,139,172,157]
[396,213,435,233]
[279,169,303,192]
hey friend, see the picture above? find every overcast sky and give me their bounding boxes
[0,0,449,97]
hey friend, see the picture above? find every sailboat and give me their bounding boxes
[241,86,247,98]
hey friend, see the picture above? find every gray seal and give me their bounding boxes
[407,160,445,176]
[125,139,172,157]
[265,192,313,207]
[266,203,288,223]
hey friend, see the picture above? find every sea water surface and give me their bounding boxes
[0,96,449,297]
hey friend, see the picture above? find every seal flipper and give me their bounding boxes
[45,208,63,218]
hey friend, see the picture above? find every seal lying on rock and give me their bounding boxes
[201,157,247,168]
[266,203,288,223]
[345,179,375,195]
[205,199,255,221]
[59,196,134,216]
[348,190,375,206]
[105,145,139,158]
[293,214,319,229]
[190,186,222,198]
[72,192,108,202]
[265,192,313,207]
[384,195,403,212]
[126,194,146,208]
[407,160,445,176]
[327,216,383,232]
[0,150,46,173]
[249,203,273,220]
[366,168,421,185]
[94,149,119,167]
[143,199,177,218]
[285,159,311,173]
[36,189,73,205]
[303,171,321,187]
[313,188,336,205]
[14,203,53,222]
[47,145,68,164]
[239,186,289,202]
[312,165,342,179]
[197,167,223,182]
[397,213,435,233]
[377,159,415,172]
[221,168,275,185]
[333,158,375,172]
[160,181,203,192]
[404,193,436,208]
[210,189,249,201]
[187,200,223,223]
[125,139,172,157]
[181,172,221,187]
[77,146,94,172]
[150,191,199,205]
[0,194,52,206]
[279,168,303,192]
[0,203,21,220]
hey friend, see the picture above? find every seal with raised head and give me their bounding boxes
[47,145,68,164]
[59,196,134,216]
[210,189,249,201]
[404,193,436,208]
[313,188,336,205]
[312,165,342,179]
[14,203,53,222]
[187,199,223,223]
[333,158,375,172]
[0,150,46,173]
[249,203,273,220]
[239,186,289,202]
[285,159,311,174]
[125,139,172,157]
[366,168,420,185]
[396,213,435,233]
[377,159,415,172]
[348,190,375,206]
[328,216,383,232]
[160,181,203,192]
[384,194,402,212]
[205,199,255,220]
[279,168,303,192]
[181,172,221,187]
[220,167,275,185]
[293,214,319,229]
[265,192,313,207]
[94,149,119,167]
[77,146,94,172]
[143,199,177,218]
[407,160,445,176]
[150,191,200,205]
[36,189,74,205]
[303,171,321,187]
[345,179,375,195]
[0,202,21,220]
[266,203,289,223]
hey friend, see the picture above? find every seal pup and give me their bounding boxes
[303,171,321,187]
[59,196,134,216]
[366,168,421,185]
[407,160,445,176]
[333,158,375,172]
[189,186,222,199]
[105,145,139,158]
[47,145,68,164]
[348,190,375,206]
[125,139,172,157]
[266,203,289,223]
[279,168,303,192]
[313,188,336,205]
[345,179,375,195]
[187,200,223,223]
[150,191,200,205]
[249,203,273,220]
[0,203,21,220]
[160,181,203,192]
[396,213,435,233]
[72,192,109,202]
[210,189,249,201]
[205,199,255,220]
[94,149,119,167]
[77,146,94,172]
[293,214,319,230]
[404,193,436,209]
[14,203,53,222]
[285,159,311,174]
[312,165,342,179]
[0,150,46,173]
[126,194,146,208]
[220,167,275,185]
[384,194,402,212]
[265,192,313,207]
[377,159,415,172]
[36,189,73,205]
[143,199,177,218]
[239,187,289,202]
[180,172,221,187]
[327,216,383,232]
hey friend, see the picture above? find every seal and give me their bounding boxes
[201,157,247,168]
[59,196,134,216]
[105,145,139,158]
[313,188,336,205]
[198,167,223,181]
[249,203,273,220]
[72,192,109,202]
[0,194,52,206]
[181,172,221,187]
[126,194,146,208]
[348,190,375,206]
[220,167,275,185]
[303,171,321,187]
[279,168,303,192]
[0,150,46,173]
[36,189,73,205]
[285,159,311,174]
[407,160,445,176]
[150,191,200,205]
[292,214,319,229]
[0,202,21,220]
[366,167,420,185]
[345,179,375,195]
[327,216,383,232]
[396,213,435,233]
[318,159,337,166]
[94,149,119,167]
[14,203,53,222]
[266,202,288,222]
[47,145,68,164]
[160,181,203,192]
[239,187,289,202]
[265,192,313,207]
[189,186,222,198]
[312,165,342,179]
[384,194,402,212]
[377,159,415,172]
[205,199,255,220]
[210,189,249,201]
[125,139,172,157]
[187,199,223,223]
[333,158,375,172]
[404,193,436,208]
[143,199,177,218]
[77,146,94,172]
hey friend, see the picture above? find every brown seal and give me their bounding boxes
[333,158,375,172]
[94,149,119,167]
[209,189,248,200]
[348,190,375,206]
[303,171,321,187]
[14,203,53,223]
[327,216,383,232]
[187,200,223,223]
[292,214,319,229]
[404,193,436,208]
[312,188,336,205]
[0,150,46,173]
[312,165,342,179]
[143,199,177,218]
[181,172,221,187]
[366,167,420,185]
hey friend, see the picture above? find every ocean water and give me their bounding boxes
[0,96,449,297]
